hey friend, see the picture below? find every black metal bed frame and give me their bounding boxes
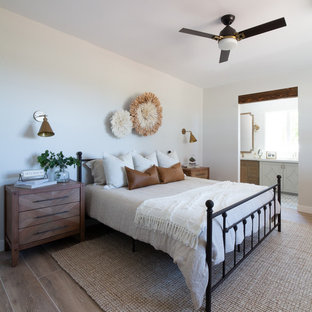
[76,152,281,312]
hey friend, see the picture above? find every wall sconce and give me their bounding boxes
[182,128,197,143]
[33,111,55,137]
[254,124,260,132]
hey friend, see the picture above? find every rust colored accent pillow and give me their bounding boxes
[157,162,185,184]
[125,165,160,190]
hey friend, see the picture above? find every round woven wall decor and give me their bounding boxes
[130,92,162,136]
[110,110,133,138]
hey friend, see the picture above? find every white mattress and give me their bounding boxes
[85,176,279,309]
[86,177,217,236]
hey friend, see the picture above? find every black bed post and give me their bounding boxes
[206,200,214,312]
[277,175,282,232]
[77,151,82,183]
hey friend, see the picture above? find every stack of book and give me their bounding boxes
[14,178,57,189]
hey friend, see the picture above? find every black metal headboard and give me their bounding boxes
[76,151,95,183]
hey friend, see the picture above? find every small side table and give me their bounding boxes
[183,167,210,179]
[5,180,85,266]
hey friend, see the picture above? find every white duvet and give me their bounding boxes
[85,177,279,310]
[134,181,273,249]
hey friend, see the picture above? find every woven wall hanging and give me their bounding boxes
[110,110,133,138]
[130,92,162,136]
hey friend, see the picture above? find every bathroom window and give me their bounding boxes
[265,109,298,160]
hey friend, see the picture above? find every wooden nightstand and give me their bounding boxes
[183,167,210,179]
[5,180,85,266]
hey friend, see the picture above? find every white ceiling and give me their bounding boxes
[1,0,312,88]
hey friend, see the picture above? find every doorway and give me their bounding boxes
[238,87,299,210]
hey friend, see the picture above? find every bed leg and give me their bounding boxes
[237,244,241,252]
[206,200,214,312]
[278,214,281,232]
[277,175,282,232]
[132,238,136,252]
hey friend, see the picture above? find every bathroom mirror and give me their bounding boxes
[240,112,254,153]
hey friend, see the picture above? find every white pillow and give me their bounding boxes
[133,152,158,172]
[156,150,179,168]
[85,159,105,184]
[102,152,134,188]
[145,151,159,165]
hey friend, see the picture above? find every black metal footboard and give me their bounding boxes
[205,175,281,312]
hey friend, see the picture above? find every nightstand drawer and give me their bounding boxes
[183,167,209,179]
[19,202,80,229]
[19,216,80,245]
[19,188,80,211]
[191,171,209,179]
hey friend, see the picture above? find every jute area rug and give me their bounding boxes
[49,221,312,312]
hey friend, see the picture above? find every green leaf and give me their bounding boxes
[36,150,80,171]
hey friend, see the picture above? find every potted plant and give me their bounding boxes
[37,150,80,182]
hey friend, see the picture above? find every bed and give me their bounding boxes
[77,152,281,312]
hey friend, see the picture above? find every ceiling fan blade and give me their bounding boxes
[179,28,217,40]
[238,17,286,40]
[219,50,230,63]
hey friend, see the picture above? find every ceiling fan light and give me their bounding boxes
[218,37,237,51]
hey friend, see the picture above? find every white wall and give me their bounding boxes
[0,9,203,250]
[240,98,298,160]
[203,71,312,214]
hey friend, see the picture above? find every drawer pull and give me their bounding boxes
[35,210,69,219]
[34,225,68,235]
[33,195,68,203]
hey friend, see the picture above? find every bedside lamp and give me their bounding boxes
[182,128,197,143]
[33,111,55,137]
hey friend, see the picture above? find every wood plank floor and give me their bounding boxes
[0,207,311,312]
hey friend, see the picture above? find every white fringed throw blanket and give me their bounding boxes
[134,181,268,249]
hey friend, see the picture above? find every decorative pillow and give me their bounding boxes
[167,150,179,161]
[102,152,134,188]
[85,159,105,184]
[157,162,185,184]
[125,165,160,190]
[132,152,158,172]
[156,150,179,168]
[145,151,158,165]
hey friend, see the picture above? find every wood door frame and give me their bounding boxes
[238,87,298,104]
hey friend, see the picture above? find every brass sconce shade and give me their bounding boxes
[33,111,55,137]
[182,128,197,143]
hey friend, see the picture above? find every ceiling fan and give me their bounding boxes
[179,14,287,63]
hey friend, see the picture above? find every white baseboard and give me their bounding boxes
[297,204,312,214]
[0,239,4,252]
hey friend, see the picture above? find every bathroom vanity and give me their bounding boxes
[241,159,298,194]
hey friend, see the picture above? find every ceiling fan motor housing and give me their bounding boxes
[219,25,236,37]
[218,25,237,50]
[221,14,235,26]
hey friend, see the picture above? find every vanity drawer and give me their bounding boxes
[19,216,80,245]
[240,160,259,185]
[19,202,80,229]
[19,188,80,211]
[248,166,259,178]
